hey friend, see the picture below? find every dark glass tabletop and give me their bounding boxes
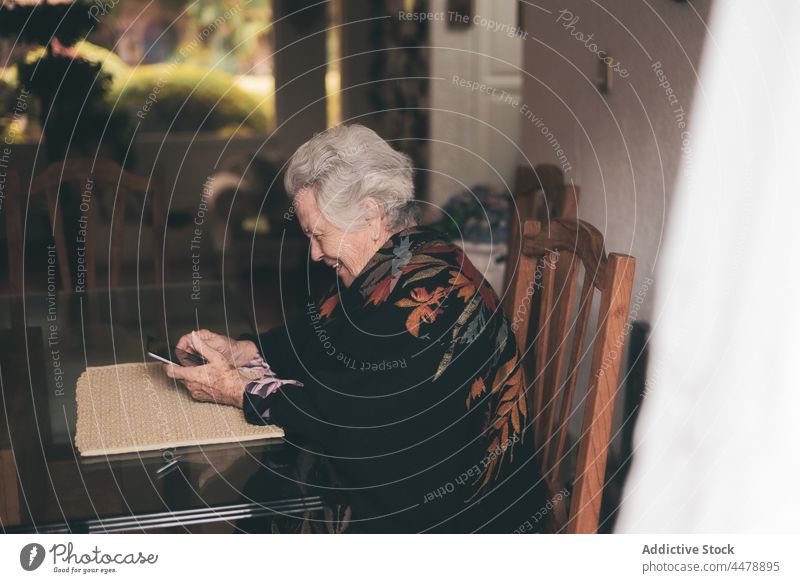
[0,282,329,533]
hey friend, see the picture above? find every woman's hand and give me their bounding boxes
[165,331,249,409]
[175,328,259,367]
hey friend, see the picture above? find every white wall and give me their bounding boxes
[428,0,524,214]
[522,0,712,322]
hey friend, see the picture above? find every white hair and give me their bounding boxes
[284,124,418,229]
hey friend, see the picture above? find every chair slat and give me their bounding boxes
[6,157,164,294]
[109,184,129,288]
[550,269,595,477]
[82,176,97,292]
[568,253,635,533]
[509,218,636,534]
[510,221,541,353]
[502,164,573,313]
[151,167,166,287]
[5,171,24,296]
[542,253,579,472]
[503,201,533,316]
[533,251,556,451]
[44,182,72,290]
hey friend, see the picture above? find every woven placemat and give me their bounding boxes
[75,362,283,456]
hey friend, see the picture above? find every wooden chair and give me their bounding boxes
[4,158,165,295]
[509,218,635,533]
[502,164,579,315]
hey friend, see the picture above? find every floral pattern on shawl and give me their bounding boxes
[312,227,527,494]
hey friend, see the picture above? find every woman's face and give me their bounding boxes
[294,188,376,287]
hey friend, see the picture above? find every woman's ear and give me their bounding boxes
[361,197,382,225]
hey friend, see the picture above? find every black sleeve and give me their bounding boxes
[237,314,316,426]
[237,314,310,380]
[242,391,272,426]
[264,290,477,456]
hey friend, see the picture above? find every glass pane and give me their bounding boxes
[326,0,341,128]
[87,0,274,136]
[0,0,275,141]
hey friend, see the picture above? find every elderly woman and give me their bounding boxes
[166,124,547,533]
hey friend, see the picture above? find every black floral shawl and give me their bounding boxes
[243,226,548,533]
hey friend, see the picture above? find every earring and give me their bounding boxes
[372,233,380,251]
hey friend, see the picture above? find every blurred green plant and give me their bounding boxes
[0,1,131,161]
[1,0,275,145]
[74,40,274,134]
[113,64,273,134]
[17,52,133,160]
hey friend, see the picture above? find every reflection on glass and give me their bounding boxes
[1,0,275,140]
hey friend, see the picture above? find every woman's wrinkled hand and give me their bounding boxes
[165,331,249,409]
[174,328,259,367]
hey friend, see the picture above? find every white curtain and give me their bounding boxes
[616,0,800,533]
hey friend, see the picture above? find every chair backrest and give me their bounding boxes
[502,164,579,314]
[5,158,165,295]
[510,218,635,533]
